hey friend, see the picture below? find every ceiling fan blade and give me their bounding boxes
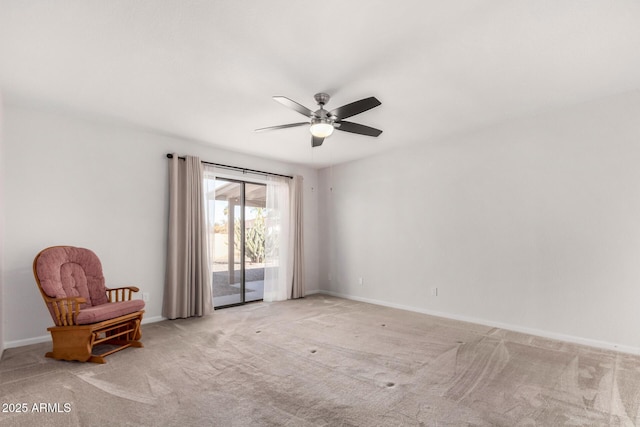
[335,121,383,137]
[273,96,316,117]
[255,122,309,132]
[311,135,325,147]
[329,97,381,120]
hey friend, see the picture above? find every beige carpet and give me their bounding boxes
[2,294,640,426]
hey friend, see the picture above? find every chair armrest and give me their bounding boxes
[106,286,140,302]
[47,296,87,326]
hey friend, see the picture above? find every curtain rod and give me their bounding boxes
[166,154,293,179]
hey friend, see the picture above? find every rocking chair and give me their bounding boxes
[33,246,145,363]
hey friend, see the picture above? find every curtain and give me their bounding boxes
[163,155,213,319]
[263,174,305,301]
[202,166,217,290]
[289,175,305,299]
[263,175,290,301]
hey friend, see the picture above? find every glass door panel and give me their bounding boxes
[211,179,243,307]
[210,178,267,308]
[244,183,266,303]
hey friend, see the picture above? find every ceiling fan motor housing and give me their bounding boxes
[314,93,331,106]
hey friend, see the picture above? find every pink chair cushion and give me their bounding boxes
[75,299,145,325]
[36,246,109,307]
[36,246,145,326]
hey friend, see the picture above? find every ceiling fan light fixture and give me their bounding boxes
[310,119,334,138]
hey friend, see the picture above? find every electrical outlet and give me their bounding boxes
[430,287,438,297]
[358,277,364,286]
[142,292,150,302]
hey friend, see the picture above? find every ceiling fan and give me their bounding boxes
[255,93,382,147]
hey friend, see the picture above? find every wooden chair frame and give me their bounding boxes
[33,249,145,364]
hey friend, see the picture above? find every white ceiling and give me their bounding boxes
[1,1,639,168]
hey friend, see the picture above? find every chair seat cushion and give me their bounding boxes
[76,299,145,325]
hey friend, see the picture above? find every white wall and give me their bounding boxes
[319,91,640,353]
[2,103,319,347]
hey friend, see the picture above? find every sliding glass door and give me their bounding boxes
[243,182,267,303]
[208,178,266,308]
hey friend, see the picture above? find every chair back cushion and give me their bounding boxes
[35,246,109,307]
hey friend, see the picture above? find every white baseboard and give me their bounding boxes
[317,290,640,356]
[142,315,166,324]
[3,315,167,350]
[4,334,51,349]
[7,294,637,356]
